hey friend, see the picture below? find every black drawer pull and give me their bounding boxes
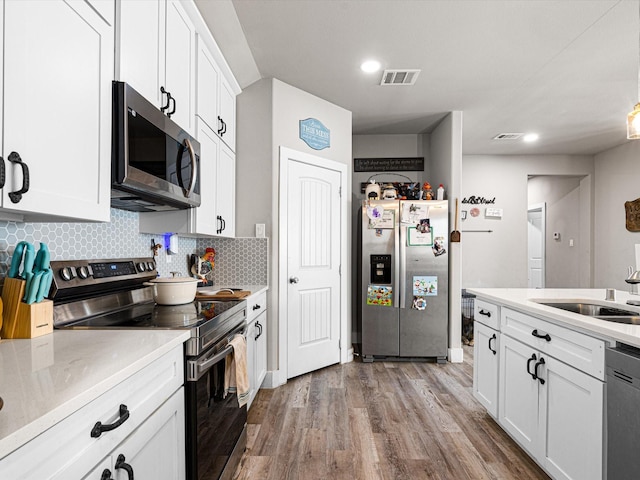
[101,470,113,480]
[91,404,130,438]
[534,357,546,385]
[253,304,261,311]
[526,353,538,380]
[531,329,551,342]
[115,454,134,480]
[488,333,497,355]
[0,155,5,189]
[8,152,29,203]
[478,309,491,317]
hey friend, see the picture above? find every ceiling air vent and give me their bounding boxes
[380,69,421,86]
[492,133,524,140]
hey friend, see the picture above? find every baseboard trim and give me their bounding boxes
[448,347,464,363]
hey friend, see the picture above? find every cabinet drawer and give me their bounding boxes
[501,307,605,380]
[0,346,184,479]
[475,299,500,330]
[247,291,267,322]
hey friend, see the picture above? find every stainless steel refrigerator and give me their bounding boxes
[358,199,449,362]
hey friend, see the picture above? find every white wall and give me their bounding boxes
[236,78,352,378]
[594,141,640,290]
[528,176,586,287]
[462,155,594,288]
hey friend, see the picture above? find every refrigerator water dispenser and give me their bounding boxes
[370,254,391,283]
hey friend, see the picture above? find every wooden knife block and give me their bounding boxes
[0,277,53,339]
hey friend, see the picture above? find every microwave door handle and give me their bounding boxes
[184,138,197,198]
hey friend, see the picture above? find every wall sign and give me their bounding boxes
[625,198,640,231]
[354,157,424,172]
[462,196,496,205]
[299,118,330,150]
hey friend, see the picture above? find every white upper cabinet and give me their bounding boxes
[0,0,113,222]
[117,0,196,135]
[196,37,237,152]
[216,141,236,237]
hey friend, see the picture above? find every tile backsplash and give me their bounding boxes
[0,209,268,285]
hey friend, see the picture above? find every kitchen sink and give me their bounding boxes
[533,300,640,325]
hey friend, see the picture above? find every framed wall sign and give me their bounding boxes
[299,118,330,150]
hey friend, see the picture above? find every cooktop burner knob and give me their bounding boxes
[137,262,147,272]
[60,266,76,281]
[77,266,90,279]
[146,261,155,271]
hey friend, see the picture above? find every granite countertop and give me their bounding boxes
[0,329,190,460]
[467,287,640,348]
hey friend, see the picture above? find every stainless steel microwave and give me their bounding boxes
[111,81,201,212]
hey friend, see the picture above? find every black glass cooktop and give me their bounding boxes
[59,300,243,330]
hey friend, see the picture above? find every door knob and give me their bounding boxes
[289,276,299,284]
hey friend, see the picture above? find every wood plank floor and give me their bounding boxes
[233,346,550,480]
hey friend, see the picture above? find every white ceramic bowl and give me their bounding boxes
[144,277,199,305]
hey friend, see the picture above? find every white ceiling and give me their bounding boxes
[196,0,638,156]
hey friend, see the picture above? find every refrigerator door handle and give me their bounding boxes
[398,216,405,309]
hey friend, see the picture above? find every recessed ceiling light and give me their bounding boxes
[523,133,539,142]
[361,60,381,73]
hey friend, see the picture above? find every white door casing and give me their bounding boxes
[279,147,348,381]
[528,203,546,288]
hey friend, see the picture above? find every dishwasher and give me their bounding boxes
[606,344,640,479]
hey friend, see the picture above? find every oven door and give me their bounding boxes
[185,325,247,480]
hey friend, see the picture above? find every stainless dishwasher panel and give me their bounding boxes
[606,345,640,480]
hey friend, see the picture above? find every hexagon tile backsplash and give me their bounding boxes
[0,209,268,285]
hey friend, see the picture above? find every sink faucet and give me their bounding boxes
[626,266,640,295]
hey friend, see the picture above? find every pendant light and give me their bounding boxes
[628,0,640,139]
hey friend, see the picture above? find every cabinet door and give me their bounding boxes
[111,388,186,480]
[196,38,220,133]
[193,119,220,235]
[117,0,165,108]
[539,356,603,480]
[3,0,112,221]
[165,0,196,134]
[218,76,236,151]
[473,322,499,418]
[498,335,540,455]
[246,319,257,408]
[255,311,268,390]
[216,142,235,237]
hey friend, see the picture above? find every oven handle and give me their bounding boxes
[187,328,246,382]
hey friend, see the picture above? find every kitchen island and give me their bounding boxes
[466,287,640,480]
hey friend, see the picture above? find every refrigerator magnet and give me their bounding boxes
[369,209,395,229]
[412,296,427,310]
[407,227,433,246]
[366,285,393,307]
[413,276,438,296]
[432,236,447,257]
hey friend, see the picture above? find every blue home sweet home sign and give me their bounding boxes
[299,118,330,150]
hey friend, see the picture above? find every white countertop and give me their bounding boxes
[467,288,640,348]
[197,284,268,297]
[0,329,190,459]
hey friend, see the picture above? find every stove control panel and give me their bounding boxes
[49,257,158,301]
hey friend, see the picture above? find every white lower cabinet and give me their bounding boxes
[246,291,267,409]
[473,321,499,418]
[84,388,185,480]
[499,323,603,480]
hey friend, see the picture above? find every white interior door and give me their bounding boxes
[285,152,342,379]
[528,204,546,288]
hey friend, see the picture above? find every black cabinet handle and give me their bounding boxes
[160,86,171,113]
[488,333,497,355]
[531,329,551,342]
[220,217,226,233]
[115,454,134,480]
[534,357,546,385]
[478,309,491,317]
[90,404,130,438]
[7,152,29,204]
[0,155,5,189]
[101,470,113,480]
[255,321,263,340]
[216,215,222,234]
[168,95,176,117]
[253,304,261,311]
[526,353,538,380]
[221,119,227,136]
